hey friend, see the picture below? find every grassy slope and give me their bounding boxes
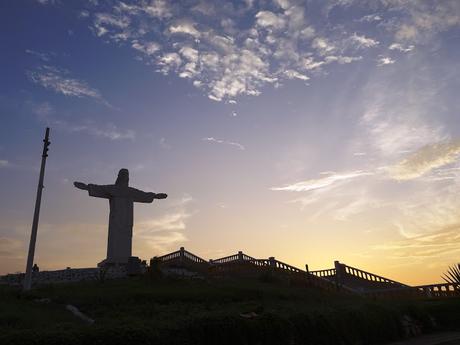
[1,276,459,345]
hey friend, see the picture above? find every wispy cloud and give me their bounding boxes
[202,137,245,150]
[388,140,460,180]
[27,65,111,107]
[159,137,171,149]
[0,237,24,260]
[392,1,460,43]
[25,49,53,61]
[35,0,57,4]
[135,194,193,254]
[0,160,11,168]
[271,171,373,192]
[373,225,460,260]
[53,120,135,140]
[358,97,447,159]
[136,212,190,232]
[35,103,135,140]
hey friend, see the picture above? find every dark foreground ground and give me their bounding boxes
[1,276,459,345]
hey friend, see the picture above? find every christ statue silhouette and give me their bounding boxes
[74,168,167,266]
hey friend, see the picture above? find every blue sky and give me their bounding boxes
[1,0,460,284]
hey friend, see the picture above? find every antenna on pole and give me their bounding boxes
[23,127,51,291]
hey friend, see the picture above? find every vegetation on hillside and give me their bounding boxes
[1,276,459,345]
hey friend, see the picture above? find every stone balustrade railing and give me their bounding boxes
[310,268,336,277]
[4,247,456,300]
[342,263,408,287]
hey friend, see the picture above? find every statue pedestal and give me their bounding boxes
[97,256,143,276]
[127,257,142,275]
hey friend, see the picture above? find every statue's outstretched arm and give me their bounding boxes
[74,182,89,191]
[129,188,167,203]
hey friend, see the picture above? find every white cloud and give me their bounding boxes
[142,0,172,19]
[312,37,335,55]
[202,137,245,150]
[93,13,130,38]
[361,105,447,158]
[131,40,160,56]
[349,33,379,48]
[283,69,309,81]
[95,13,129,29]
[302,57,325,70]
[376,56,395,66]
[359,14,382,22]
[169,21,201,38]
[79,10,90,18]
[373,225,460,260]
[333,195,380,221]
[157,53,182,74]
[192,1,216,16]
[325,55,363,64]
[271,171,373,192]
[388,140,460,180]
[393,1,460,43]
[205,48,278,101]
[88,124,136,140]
[27,65,111,106]
[255,11,285,30]
[394,24,418,42]
[35,0,56,4]
[389,43,415,53]
[137,212,190,232]
[83,0,452,103]
[134,194,193,254]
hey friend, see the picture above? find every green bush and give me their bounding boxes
[1,277,459,345]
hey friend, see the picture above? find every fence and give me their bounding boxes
[365,282,459,299]
[152,248,459,300]
[156,247,208,265]
[311,261,408,289]
[341,263,408,287]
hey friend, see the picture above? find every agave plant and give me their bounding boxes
[442,263,460,288]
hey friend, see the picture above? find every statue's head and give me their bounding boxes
[115,168,129,187]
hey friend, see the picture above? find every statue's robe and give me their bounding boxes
[87,184,155,265]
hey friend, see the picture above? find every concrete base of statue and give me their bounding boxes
[97,256,143,276]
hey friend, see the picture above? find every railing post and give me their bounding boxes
[334,260,343,289]
[180,247,185,263]
[238,251,243,262]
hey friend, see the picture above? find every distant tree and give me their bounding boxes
[442,263,460,288]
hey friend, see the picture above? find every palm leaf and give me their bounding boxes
[442,263,460,288]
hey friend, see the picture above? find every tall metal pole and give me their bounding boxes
[23,127,51,291]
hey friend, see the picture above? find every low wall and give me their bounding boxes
[0,266,128,286]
